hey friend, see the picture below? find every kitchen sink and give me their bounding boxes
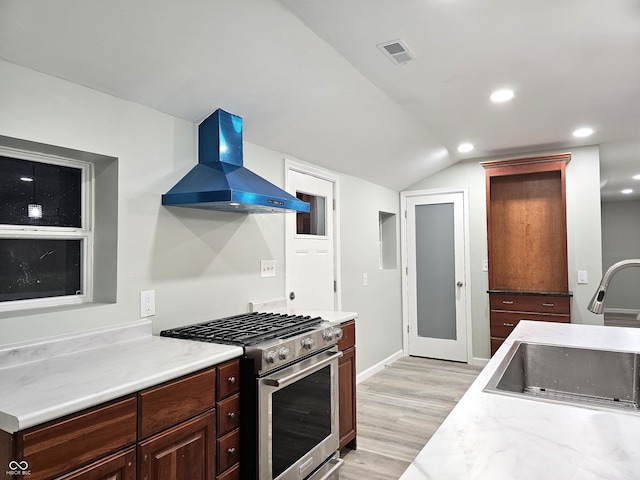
[484,341,640,413]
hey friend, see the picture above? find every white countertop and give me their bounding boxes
[0,320,242,433]
[400,321,640,480]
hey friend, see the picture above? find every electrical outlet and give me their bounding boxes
[261,260,276,278]
[363,273,368,287]
[482,260,489,272]
[140,290,156,317]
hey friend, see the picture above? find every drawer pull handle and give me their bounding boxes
[542,303,554,307]
[228,412,235,419]
[228,376,236,384]
[502,301,514,305]
[503,323,515,327]
[228,447,236,455]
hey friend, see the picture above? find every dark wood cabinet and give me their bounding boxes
[482,154,572,355]
[58,447,136,480]
[215,359,240,480]
[0,358,241,480]
[12,396,137,480]
[138,411,216,480]
[337,320,357,450]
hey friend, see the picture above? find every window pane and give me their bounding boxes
[296,192,326,235]
[0,238,82,302]
[0,155,82,227]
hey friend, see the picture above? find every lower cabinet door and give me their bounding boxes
[57,447,136,480]
[138,411,216,480]
[338,346,357,449]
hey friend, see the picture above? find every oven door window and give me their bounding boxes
[271,365,332,478]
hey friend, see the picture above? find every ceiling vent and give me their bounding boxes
[377,39,416,65]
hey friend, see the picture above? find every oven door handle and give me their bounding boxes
[262,350,343,388]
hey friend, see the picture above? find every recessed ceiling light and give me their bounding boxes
[573,127,594,137]
[20,176,34,182]
[458,143,474,153]
[490,89,514,103]
[633,174,640,180]
[621,189,633,194]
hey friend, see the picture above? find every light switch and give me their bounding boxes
[577,270,589,284]
[261,260,276,278]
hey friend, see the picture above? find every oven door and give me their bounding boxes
[258,347,342,480]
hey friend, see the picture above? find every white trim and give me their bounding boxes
[471,357,490,367]
[356,350,404,384]
[400,187,473,364]
[284,159,342,310]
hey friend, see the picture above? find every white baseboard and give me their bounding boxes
[356,349,404,384]
[471,357,490,367]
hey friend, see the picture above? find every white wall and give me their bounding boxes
[601,199,640,311]
[339,174,403,373]
[406,146,603,360]
[0,60,404,378]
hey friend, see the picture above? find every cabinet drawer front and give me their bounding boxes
[139,367,215,439]
[216,360,240,401]
[217,463,240,480]
[216,429,240,474]
[491,311,570,339]
[337,320,355,351]
[490,294,570,314]
[216,394,240,437]
[18,396,136,480]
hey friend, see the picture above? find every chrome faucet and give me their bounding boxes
[587,259,640,314]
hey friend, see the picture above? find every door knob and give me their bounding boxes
[457,281,464,287]
[289,291,296,300]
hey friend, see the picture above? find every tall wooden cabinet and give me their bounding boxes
[482,154,573,355]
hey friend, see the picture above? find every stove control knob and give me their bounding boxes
[301,337,315,350]
[278,347,290,360]
[322,329,334,342]
[333,327,343,341]
[265,350,278,364]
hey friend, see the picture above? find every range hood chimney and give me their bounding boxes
[162,109,310,214]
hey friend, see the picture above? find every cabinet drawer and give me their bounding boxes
[490,294,570,314]
[216,394,240,437]
[337,320,355,351]
[216,359,240,401]
[216,429,240,474]
[490,311,570,339]
[217,463,240,480]
[17,396,136,480]
[490,337,504,356]
[138,367,215,439]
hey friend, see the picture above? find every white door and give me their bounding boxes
[405,191,469,362]
[285,167,337,310]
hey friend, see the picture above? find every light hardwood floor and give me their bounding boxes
[340,356,483,480]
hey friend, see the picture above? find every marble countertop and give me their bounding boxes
[400,320,640,480]
[0,320,242,434]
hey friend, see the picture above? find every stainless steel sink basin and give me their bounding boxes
[484,341,640,413]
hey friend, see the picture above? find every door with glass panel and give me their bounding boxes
[406,191,469,362]
[286,168,336,310]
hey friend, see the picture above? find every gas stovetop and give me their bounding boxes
[160,311,343,375]
[160,312,323,346]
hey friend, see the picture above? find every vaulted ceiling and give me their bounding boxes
[0,0,638,198]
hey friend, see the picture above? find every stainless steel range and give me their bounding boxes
[160,312,344,480]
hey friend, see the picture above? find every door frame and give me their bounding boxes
[285,159,342,310]
[400,187,473,362]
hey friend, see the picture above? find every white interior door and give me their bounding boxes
[405,191,469,362]
[286,168,336,310]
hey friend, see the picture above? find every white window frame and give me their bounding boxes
[0,146,94,312]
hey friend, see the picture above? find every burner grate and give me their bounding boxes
[160,312,322,345]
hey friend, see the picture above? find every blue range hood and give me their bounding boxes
[162,109,310,213]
